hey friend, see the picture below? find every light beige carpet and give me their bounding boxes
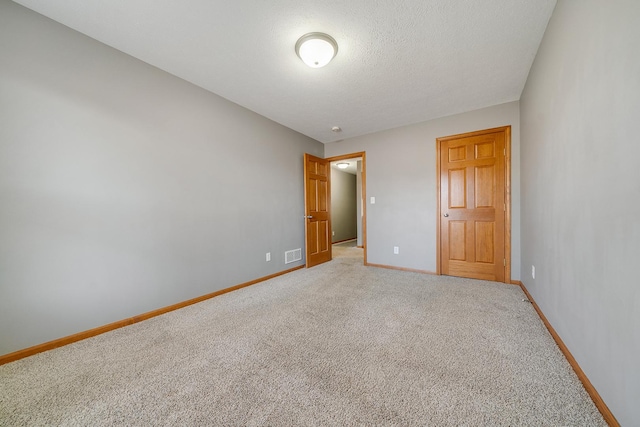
[0,246,605,426]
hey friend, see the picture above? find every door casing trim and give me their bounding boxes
[435,126,511,282]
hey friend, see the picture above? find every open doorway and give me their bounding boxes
[328,152,366,264]
[303,151,366,267]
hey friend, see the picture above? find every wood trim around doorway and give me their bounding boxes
[435,126,512,282]
[326,152,367,265]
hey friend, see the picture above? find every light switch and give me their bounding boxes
[370,196,376,204]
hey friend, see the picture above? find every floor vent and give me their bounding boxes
[285,248,302,264]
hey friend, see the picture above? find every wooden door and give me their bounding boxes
[437,127,509,282]
[304,154,332,267]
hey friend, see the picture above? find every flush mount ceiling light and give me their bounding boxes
[295,32,338,68]
[336,162,349,169]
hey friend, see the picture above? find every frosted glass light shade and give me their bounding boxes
[336,163,349,169]
[295,33,338,68]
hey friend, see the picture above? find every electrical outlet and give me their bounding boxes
[332,231,335,236]
[266,252,271,262]
[531,265,535,279]
[393,246,399,254]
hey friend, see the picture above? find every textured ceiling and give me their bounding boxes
[12,0,556,143]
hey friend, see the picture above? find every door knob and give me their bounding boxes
[443,213,449,217]
[304,216,313,219]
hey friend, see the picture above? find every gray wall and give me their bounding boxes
[325,102,521,277]
[520,1,640,424]
[0,1,323,356]
[330,168,357,243]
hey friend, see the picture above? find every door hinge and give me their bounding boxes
[504,203,506,211]
[503,148,506,156]
[503,259,506,267]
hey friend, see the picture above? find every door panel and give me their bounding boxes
[304,154,332,267]
[449,146,467,162]
[449,169,467,208]
[449,221,466,260]
[475,166,495,208]
[475,222,495,263]
[475,141,495,159]
[438,128,508,282]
